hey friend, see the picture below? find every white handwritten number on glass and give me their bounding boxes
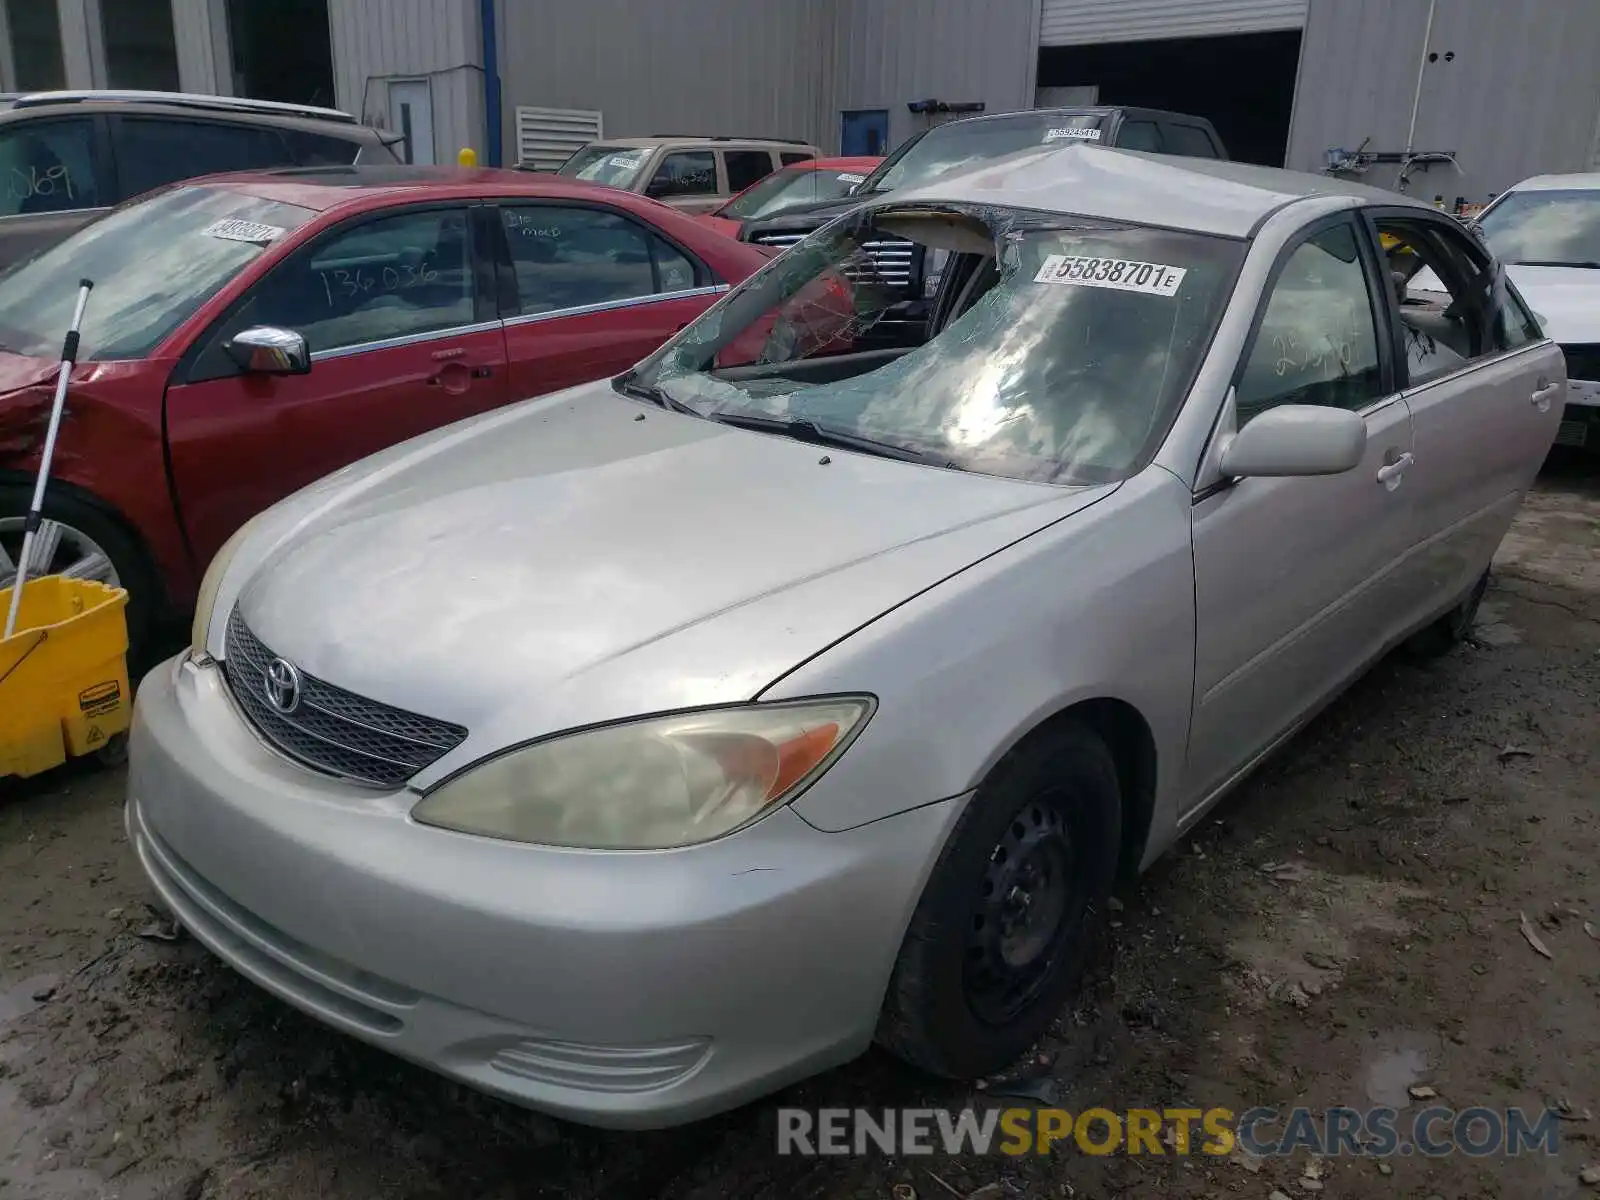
[319,263,439,306]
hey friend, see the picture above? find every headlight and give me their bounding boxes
[190,513,264,650]
[411,696,874,849]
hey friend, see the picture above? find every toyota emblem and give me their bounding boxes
[264,657,303,714]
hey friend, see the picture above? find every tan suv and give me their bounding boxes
[550,136,820,214]
[0,90,399,267]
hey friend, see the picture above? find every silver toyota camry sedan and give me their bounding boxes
[127,146,1563,1129]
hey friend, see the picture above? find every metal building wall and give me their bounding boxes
[1039,0,1307,46]
[1287,0,1600,199]
[327,0,485,163]
[492,0,835,151]
[830,0,1039,151]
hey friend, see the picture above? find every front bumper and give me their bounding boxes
[126,652,964,1128]
[1556,379,1600,449]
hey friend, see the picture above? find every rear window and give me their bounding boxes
[0,185,313,360]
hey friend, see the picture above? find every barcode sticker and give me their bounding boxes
[1045,126,1102,142]
[203,218,285,245]
[836,172,866,184]
[1034,254,1187,297]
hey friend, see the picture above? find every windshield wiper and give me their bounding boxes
[709,411,952,467]
[1510,259,1600,269]
[615,373,697,415]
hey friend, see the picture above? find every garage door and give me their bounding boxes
[1039,0,1308,46]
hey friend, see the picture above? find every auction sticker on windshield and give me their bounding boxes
[202,218,285,245]
[837,173,866,184]
[1045,127,1102,141]
[1035,254,1186,297]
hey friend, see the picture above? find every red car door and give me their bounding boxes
[163,203,507,567]
[493,201,728,398]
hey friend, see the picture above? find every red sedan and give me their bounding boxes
[0,166,769,656]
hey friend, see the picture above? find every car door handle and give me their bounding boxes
[1376,452,1414,491]
[1531,379,1563,411]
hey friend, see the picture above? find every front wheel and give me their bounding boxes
[0,486,157,666]
[876,721,1122,1079]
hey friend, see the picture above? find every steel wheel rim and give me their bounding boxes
[963,795,1080,1026]
[0,516,120,591]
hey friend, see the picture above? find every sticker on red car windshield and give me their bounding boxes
[203,218,286,245]
[836,172,866,184]
[1045,126,1102,142]
[1034,254,1186,297]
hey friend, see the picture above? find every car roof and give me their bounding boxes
[1503,172,1600,192]
[950,105,1203,128]
[881,143,1435,238]
[187,164,659,213]
[0,97,376,139]
[590,136,815,150]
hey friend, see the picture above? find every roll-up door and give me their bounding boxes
[1039,0,1309,47]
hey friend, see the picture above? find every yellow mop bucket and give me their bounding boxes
[0,576,131,779]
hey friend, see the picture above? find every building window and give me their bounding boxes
[6,0,66,91]
[100,0,181,91]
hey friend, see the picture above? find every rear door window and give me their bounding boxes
[0,118,105,215]
[723,150,776,192]
[1164,123,1219,158]
[114,117,295,199]
[499,204,702,315]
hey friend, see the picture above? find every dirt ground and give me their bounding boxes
[3,455,1598,1200]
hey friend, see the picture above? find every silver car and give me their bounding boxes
[126,147,1563,1129]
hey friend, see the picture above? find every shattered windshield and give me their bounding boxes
[862,113,1106,195]
[624,203,1243,485]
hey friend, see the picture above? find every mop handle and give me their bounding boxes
[3,279,94,641]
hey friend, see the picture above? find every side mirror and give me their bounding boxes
[1219,404,1366,478]
[226,326,310,376]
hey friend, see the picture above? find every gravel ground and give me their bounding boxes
[2,454,1598,1200]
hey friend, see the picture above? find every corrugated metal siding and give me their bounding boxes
[1039,0,1308,47]
[171,0,225,94]
[494,0,833,154]
[1286,0,1600,199]
[831,0,1038,150]
[327,0,484,162]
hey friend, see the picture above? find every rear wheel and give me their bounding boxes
[1406,569,1489,658]
[0,487,157,666]
[876,721,1121,1079]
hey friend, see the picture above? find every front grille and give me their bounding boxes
[1559,343,1600,383]
[221,607,467,788]
[752,233,918,290]
[1554,418,1590,448]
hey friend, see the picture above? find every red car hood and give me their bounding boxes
[0,350,63,395]
[692,213,743,239]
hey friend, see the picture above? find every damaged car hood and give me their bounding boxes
[225,382,1111,778]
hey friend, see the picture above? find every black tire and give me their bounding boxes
[0,484,159,667]
[876,721,1122,1079]
[1406,569,1489,659]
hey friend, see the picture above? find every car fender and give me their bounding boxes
[765,466,1196,849]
